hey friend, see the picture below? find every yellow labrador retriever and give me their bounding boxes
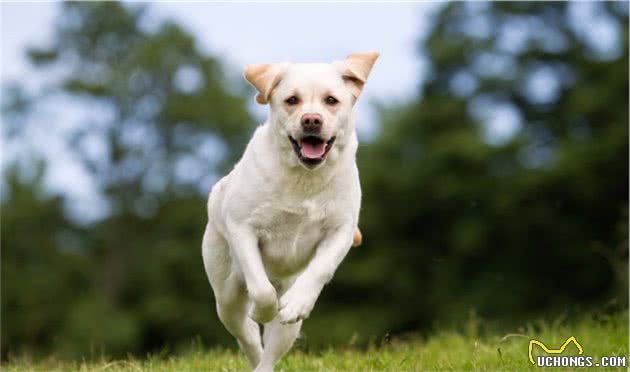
[202,52,378,372]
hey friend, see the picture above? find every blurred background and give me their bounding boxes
[1,1,628,360]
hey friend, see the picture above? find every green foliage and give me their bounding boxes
[3,2,247,359]
[335,1,629,338]
[1,1,628,360]
[2,164,88,357]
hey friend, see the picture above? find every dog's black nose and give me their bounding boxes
[301,113,322,132]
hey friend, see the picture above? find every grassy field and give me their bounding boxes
[4,311,627,371]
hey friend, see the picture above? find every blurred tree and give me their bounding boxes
[23,2,252,201]
[324,1,628,338]
[2,162,90,357]
[2,2,253,358]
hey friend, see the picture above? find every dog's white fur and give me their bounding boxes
[202,52,378,372]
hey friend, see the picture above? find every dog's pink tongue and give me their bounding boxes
[301,141,326,159]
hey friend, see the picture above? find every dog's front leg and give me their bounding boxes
[226,222,278,324]
[278,223,355,324]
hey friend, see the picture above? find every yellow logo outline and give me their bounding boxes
[528,336,584,364]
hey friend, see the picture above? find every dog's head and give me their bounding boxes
[244,52,379,170]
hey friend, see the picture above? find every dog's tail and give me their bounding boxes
[352,228,362,247]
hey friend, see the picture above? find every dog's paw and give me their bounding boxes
[278,288,317,324]
[248,287,278,324]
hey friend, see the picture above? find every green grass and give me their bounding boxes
[4,311,628,371]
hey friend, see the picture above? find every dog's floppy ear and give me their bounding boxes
[244,63,288,105]
[335,51,379,99]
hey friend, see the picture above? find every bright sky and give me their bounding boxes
[1,2,439,221]
[1,2,439,127]
[4,2,621,222]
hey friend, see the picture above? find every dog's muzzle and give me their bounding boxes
[288,135,336,169]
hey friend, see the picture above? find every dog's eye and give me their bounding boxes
[285,96,299,105]
[325,96,339,105]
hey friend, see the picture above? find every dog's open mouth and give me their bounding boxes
[289,135,336,168]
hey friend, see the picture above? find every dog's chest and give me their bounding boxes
[252,197,333,279]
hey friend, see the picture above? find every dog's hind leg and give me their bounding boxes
[254,316,302,372]
[202,225,263,368]
[215,283,264,368]
[252,280,302,372]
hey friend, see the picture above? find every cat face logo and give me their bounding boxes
[528,336,583,364]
